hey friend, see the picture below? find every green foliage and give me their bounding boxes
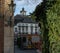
[33,0,60,53]
[46,1,60,53]
[29,13,36,21]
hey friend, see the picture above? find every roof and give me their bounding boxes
[14,14,38,25]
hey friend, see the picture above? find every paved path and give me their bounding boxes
[14,46,38,53]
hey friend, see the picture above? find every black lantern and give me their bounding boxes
[8,0,16,13]
[8,0,16,27]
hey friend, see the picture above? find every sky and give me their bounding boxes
[14,0,42,16]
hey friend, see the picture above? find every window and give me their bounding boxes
[31,26,33,34]
[35,26,37,34]
[26,26,28,34]
[15,28,17,32]
[22,26,24,34]
[18,26,21,34]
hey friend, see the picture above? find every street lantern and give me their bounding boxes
[8,0,16,27]
[8,0,16,13]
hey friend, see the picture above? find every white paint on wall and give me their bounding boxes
[14,23,40,34]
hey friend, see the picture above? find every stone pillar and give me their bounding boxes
[4,25,14,53]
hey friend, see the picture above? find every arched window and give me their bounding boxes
[15,28,17,32]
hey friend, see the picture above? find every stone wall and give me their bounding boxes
[4,26,14,53]
[4,0,14,53]
[0,0,14,53]
[0,18,4,53]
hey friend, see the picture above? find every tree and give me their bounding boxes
[32,0,60,53]
[29,13,36,21]
[46,0,60,53]
[34,1,50,53]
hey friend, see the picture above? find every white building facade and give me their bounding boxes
[14,8,41,49]
[14,23,40,35]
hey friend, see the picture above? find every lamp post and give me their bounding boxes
[8,0,16,15]
[8,0,16,27]
[8,1,16,53]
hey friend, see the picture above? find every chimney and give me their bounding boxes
[20,8,26,16]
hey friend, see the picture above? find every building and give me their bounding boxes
[14,8,40,49]
[14,23,40,35]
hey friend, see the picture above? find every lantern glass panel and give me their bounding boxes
[8,1,16,12]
